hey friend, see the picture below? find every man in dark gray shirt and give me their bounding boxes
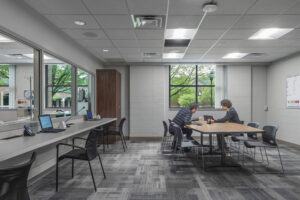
[211,99,242,150]
[169,103,199,149]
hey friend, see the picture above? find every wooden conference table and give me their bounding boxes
[186,120,264,169]
[0,118,116,163]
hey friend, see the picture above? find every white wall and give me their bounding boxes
[129,64,267,137]
[0,0,103,73]
[267,54,300,145]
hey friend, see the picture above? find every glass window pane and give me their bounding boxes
[170,87,196,107]
[197,87,215,108]
[43,53,72,118]
[197,65,216,85]
[0,33,35,124]
[77,68,93,115]
[170,65,196,85]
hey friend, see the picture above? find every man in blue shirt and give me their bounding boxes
[211,99,242,150]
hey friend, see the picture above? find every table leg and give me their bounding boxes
[209,134,213,153]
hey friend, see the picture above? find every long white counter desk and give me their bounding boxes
[0,118,116,162]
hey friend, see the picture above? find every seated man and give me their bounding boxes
[211,99,242,150]
[169,103,199,149]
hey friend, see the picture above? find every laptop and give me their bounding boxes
[39,115,65,133]
[86,110,100,121]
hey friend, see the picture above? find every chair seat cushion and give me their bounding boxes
[59,149,88,161]
[106,130,120,135]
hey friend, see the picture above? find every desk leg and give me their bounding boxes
[201,134,203,145]
[209,134,213,153]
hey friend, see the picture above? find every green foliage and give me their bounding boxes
[0,65,9,86]
[178,93,195,106]
[77,69,88,86]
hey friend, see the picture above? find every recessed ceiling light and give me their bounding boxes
[102,49,109,52]
[249,28,293,40]
[165,29,197,40]
[0,34,14,43]
[74,20,86,26]
[163,53,184,59]
[223,52,248,59]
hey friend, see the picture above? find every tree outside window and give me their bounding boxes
[45,64,72,108]
[169,64,216,108]
[0,65,9,107]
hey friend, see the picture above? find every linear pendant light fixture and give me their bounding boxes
[249,28,294,40]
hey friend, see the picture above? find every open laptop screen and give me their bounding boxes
[39,115,53,129]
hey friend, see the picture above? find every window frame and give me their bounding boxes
[169,64,216,109]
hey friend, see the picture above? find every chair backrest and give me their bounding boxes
[262,125,278,146]
[246,122,259,139]
[119,118,126,136]
[0,152,36,200]
[162,121,168,137]
[172,123,183,148]
[85,131,99,160]
[204,115,213,121]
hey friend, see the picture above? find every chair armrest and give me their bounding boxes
[72,137,87,142]
[56,143,86,150]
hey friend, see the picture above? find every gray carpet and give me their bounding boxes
[29,140,300,200]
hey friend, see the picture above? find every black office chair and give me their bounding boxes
[56,130,106,192]
[172,123,206,169]
[231,122,259,160]
[105,118,127,152]
[161,121,173,151]
[244,125,284,174]
[0,152,36,200]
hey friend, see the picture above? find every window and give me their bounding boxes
[0,33,35,124]
[43,53,72,117]
[169,64,216,108]
[77,68,92,115]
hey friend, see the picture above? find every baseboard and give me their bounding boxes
[277,139,300,149]
[130,137,162,141]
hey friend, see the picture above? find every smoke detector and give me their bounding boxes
[202,2,218,13]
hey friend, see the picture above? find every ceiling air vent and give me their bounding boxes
[131,15,165,29]
[143,52,160,58]
[245,53,266,57]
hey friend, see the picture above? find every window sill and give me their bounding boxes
[169,107,223,111]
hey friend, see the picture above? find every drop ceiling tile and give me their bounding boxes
[189,40,216,48]
[45,15,100,29]
[77,39,113,48]
[83,0,129,14]
[167,15,202,29]
[140,48,162,53]
[95,15,133,29]
[194,29,226,39]
[24,0,89,14]
[273,15,300,28]
[200,15,239,29]
[281,29,300,39]
[135,30,164,40]
[105,30,136,39]
[62,29,107,39]
[127,0,168,15]
[168,0,207,15]
[164,47,186,53]
[138,40,163,48]
[186,48,207,54]
[118,48,141,55]
[285,2,300,14]
[112,40,139,48]
[233,15,278,29]
[223,29,257,40]
[247,0,298,14]
[215,0,256,15]
[183,54,203,59]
